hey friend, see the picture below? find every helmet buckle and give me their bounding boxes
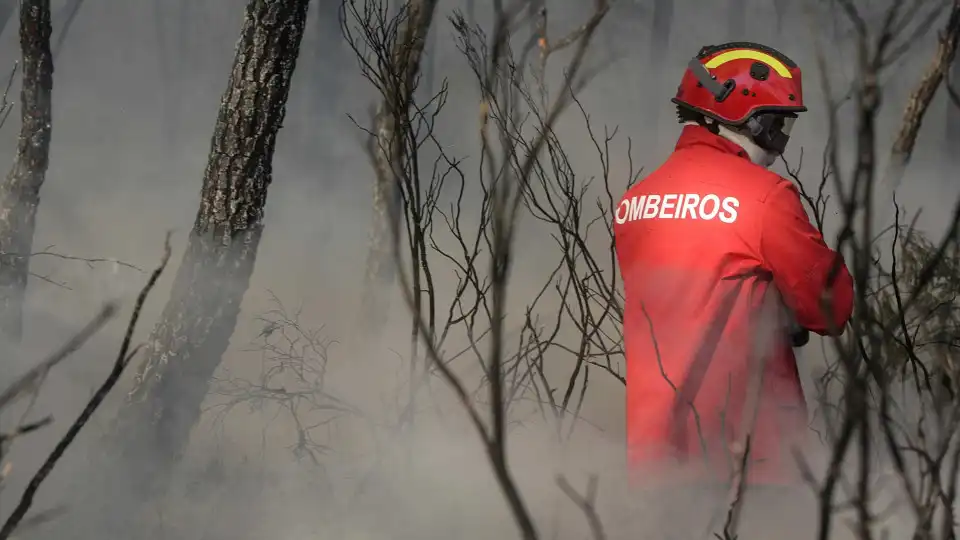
[715,79,736,102]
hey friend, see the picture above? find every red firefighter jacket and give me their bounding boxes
[613,125,854,486]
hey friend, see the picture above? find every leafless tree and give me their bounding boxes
[60,1,315,536]
[172,1,960,539]
[516,40,637,441]
[773,2,960,539]
[354,0,611,537]
[0,0,53,341]
[343,0,626,441]
[343,0,449,424]
[345,0,559,440]
[356,0,440,338]
[194,6,624,522]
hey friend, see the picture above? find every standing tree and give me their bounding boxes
[0,0,53,341]
[358,0,440,337]
[122,0,310,479]
[371,1,610,537]
[65,1,313,537]
[786,2,960,539]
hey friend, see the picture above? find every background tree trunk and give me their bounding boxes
[727,0,747,41]
[772,0,788,35]
[638,0,671,152]
[0,0,53,341]
[72,0,311,536]
[121,0,309,477]
[650,0,672,69]
[360,0,439,335]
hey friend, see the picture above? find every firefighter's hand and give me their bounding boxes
[783,303,809,347]
[790,327,810,347]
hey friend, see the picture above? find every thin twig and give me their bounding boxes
[0,232,172,540]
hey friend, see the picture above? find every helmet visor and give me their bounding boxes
[752,112,798,154]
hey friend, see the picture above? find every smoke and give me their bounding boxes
[0,0,951,539]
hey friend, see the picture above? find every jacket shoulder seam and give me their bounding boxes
[757,174,791,204]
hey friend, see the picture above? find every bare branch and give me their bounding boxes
[890,0,960,172]
[555,474,606,540]
[0,232,171,540]
[0,304,117,412]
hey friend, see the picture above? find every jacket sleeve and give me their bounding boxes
[758,181,854,335]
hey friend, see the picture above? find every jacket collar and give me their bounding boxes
[674,124,751,162]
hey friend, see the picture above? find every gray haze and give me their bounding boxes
[0,0,953,539]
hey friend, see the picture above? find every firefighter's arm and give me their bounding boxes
[759,181,854,335]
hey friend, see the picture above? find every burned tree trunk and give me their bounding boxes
[360,0,439,334]
[122,0,310,446]
[83,1,311,533]
[0,0,53,341]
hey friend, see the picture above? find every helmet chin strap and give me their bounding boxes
[683,120,777,168]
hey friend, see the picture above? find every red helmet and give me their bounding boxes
[672,42,806,126]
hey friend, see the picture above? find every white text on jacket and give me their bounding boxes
[614,194,739,224]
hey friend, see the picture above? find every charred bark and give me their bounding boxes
[77,0,310,535]
[0,0,53,341]
[123,0,309,460]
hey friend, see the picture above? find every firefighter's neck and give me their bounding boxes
[684,121,776,168]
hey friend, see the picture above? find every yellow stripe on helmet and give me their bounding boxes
[703,49,793,78]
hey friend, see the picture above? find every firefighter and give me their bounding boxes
[613,42,854,536]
